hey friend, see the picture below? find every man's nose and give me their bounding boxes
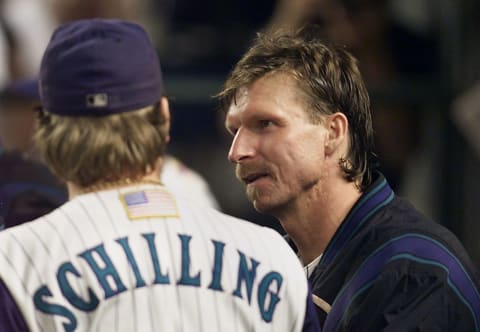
[228,128,256,164]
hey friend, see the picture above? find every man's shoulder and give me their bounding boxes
[194,208,301,268]
[206,207,289,245]
[315,194,479,291]
[372,196,472,258]
[314,196,480,331]
[347,196,479,302]
[0,209,56,245]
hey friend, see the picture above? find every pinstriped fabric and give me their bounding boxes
[0,237,47,332]
[77,197,118,332]
[95,192,131,332]
[140,217,157,332]
[10,230,47,331]
[162,206,184,331]
[213,208,253,331]
[56,208,94,328]
[225,209,257,332]
[198,206,240,332]
[178,191,196,331]
[235,217,274,332]
[259,231,291,332]
[187,206,214,332]
[0,184,311,332]
[26,220,71,331]
[75,200,103,241]
[81,193,125,332]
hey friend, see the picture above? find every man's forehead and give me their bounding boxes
[225,87,250,129]
[231,73,300,105]
[229,86,250,111]
[224,87,250,120]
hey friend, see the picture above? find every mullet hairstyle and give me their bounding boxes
[35,103,169,188]
[217,26,376,191]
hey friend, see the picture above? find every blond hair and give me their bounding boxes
[35,103,168,187]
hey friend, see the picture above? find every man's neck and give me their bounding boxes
[278,178,362,265]
[67,158,164,199]
[67,173,163,199]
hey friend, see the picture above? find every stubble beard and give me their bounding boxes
[245,185,269,212]
[248,175,321,216]
[246,184,286,215]
[237,163,277,211]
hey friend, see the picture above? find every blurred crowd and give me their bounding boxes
[1,0,480,264]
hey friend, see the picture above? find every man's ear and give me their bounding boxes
[324,112,348,156]
[159,96,171,143]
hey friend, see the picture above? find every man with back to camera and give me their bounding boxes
[218,26,480,331]
[0,77,219,229]
[0,19,320,331]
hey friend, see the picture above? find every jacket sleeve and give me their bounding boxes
[302,284,322,332]
[0,278,29,331]
[323,261,480,332]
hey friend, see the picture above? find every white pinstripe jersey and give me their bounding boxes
[0,184,310,331]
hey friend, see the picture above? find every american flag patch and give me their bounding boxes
[120,188,179,220]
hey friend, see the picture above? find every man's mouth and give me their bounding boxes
[242,173,269,185]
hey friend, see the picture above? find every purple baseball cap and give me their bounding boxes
[39,19,163,116]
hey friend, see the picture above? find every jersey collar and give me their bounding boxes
[320,172,394,267]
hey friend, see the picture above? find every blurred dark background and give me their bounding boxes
[1,0,480,265]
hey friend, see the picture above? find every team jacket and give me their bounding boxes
[0,184,319,331]
[308,172,480,331]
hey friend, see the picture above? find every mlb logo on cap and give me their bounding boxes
[86,93,108,108]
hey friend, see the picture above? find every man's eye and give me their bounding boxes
[259,120,272,128]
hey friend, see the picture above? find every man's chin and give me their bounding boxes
[247,190,290,216]
[246,188,279,212]
[250,195,277,214]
